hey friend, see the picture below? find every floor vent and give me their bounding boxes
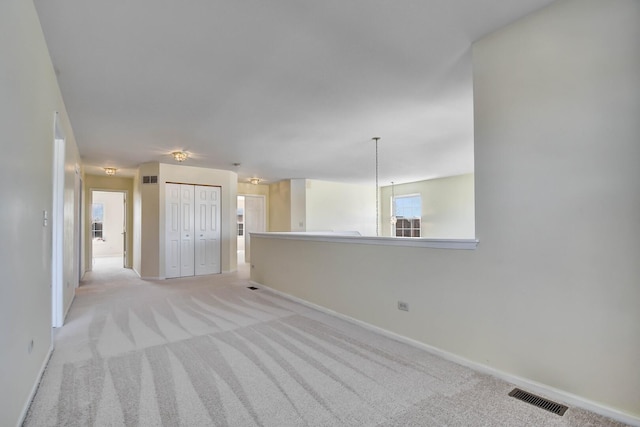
[247,286,259,290]
[509,388,568,416]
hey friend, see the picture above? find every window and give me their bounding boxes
[392,194,421,237]
[91,203,104,240]
[237,207,244,236]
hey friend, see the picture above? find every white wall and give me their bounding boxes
[290,179,307,232]
[0,0,81,425]
[472,0,640,416]
[305,179,376,236]
[267,178,376,235]
[380,173,475,238]
[252,0,640,421]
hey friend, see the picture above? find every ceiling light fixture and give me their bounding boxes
[104,167,116,176]
[172,151,188,162]
[249,177,261,185]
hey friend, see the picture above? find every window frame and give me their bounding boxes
[91,202,104,240]
[391,193,422,238]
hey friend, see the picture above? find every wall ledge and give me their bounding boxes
[251,232,479,250]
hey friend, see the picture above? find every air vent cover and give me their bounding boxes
[509,388,568,416]
[142,176,158,184]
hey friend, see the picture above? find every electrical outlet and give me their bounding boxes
[398,301,409,311]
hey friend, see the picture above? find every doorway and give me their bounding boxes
[237,195,266,264]
[91,190,126,270]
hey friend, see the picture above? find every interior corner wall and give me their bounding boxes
[305,179,376,236]
[472,0,640,417]
[0,0,81,425]
[379,173,475,238]
[290,179,307,232]
[268,180,292,231]
[83,175,135,270]
[138,163,161,278]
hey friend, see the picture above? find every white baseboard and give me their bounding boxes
[16,345,53,427]
[62,293,75,324]
[251,281,640,427]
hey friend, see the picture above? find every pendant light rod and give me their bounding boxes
[372,137,380,236]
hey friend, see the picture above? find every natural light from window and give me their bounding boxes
[392,194,421,237]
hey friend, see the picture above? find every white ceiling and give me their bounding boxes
[35,0,555,185]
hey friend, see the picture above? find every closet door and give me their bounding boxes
[179,185,195,276]
[194,186,221,275]
[165,183,181,278]
[165,183,195,278]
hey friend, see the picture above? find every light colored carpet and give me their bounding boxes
[24,261,627,426]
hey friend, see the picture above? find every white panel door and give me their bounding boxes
[195,186,221,275]
[179,185,195,277]
[244,195,265,263]
[165,183,182,278]
[166,183,197,278]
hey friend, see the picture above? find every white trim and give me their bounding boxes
[16,345,53,427]
[251,280,640,426]
[251,232,479,250]
[52,112,65,328]
[63,293,75,323]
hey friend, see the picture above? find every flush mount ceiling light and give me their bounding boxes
[249,177,261,185]
[104,167,116,176]
[171,151,188,162]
